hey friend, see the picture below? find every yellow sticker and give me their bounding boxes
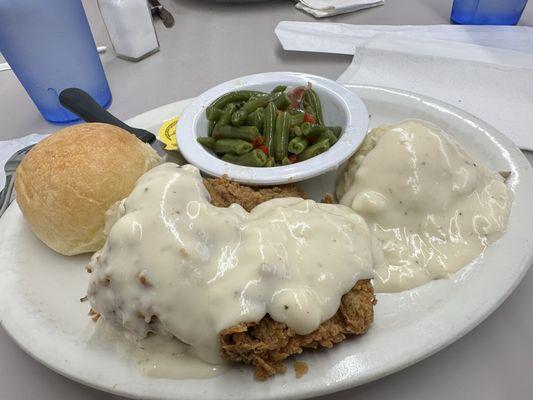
[158,116,179,150]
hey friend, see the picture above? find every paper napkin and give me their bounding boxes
[276,21,533,54]
[275,21,533,150]
[337,33,533,150]
[295,0,384,18]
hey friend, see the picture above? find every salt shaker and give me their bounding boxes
[98,0,160,61]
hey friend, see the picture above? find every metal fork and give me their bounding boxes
[0,144,35,217]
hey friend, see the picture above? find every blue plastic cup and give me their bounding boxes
[0,0,112,123]
[451,0,528,25]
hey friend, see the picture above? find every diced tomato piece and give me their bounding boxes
[303,113,316,124]
[258,145,269,156]
[288,154,299,163]
[252,136,264,148]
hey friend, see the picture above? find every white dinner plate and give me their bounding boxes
[1,85,532,400]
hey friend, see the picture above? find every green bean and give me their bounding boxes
[325,126,342,138]
[246,108,265,131]
[299,138,330,161]
[324,129,338,146]
[245,109,256,126]
[304,89,324,126]
[303,94,313,112]
[274,111,290,163]
[271,85,287,94]
[288,137,309,155]
[289,108,305,115]
[231,94,271,126]
[208,120,216,137]
[204,84,332,166]
[316,130,337,146]
[212,138,253,155]
[290,126,303,137]
[263,102,277,155]
[273,93,291,110]
[264,157,275,167]
[206,107,223,121]
[222,149,267,167]
[197,136,215,149]
[209,90,265,110]
[215,103,238,131]
[213,125,260,141]
[289,109,305,126]
[301,122,312,135]
[289,113,304,127]
[304,125,327,141]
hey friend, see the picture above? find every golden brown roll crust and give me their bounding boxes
[15,123,160,256]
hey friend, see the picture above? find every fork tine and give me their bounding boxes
[1,143,36,216]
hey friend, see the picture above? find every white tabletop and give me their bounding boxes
[1,1,532,399]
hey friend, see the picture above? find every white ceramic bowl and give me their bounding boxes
[177,72,368,185]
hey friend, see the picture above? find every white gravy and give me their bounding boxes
[87,163,376,366]
[337,120,511,292]
[88,319,227,379]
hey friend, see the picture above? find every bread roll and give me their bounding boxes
[15,123,161,256]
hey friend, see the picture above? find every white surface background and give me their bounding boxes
[0,1,532,399]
